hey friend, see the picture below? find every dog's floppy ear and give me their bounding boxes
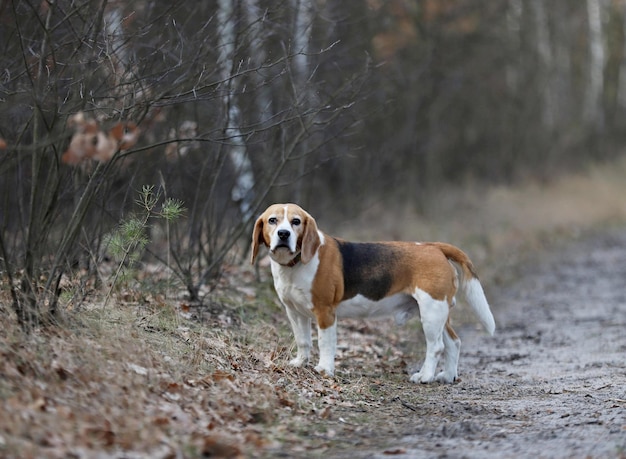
[300,214,321,264]
[250,215,266,264]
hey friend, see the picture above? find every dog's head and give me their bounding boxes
[251,203,321,266]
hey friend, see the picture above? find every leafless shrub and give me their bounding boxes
[0,0,370,324]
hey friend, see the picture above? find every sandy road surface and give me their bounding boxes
[324,228,626,459]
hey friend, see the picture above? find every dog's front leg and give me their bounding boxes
[315,317,337,376]
[285,306,312,367]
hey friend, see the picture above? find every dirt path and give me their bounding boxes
[313,228,626,459]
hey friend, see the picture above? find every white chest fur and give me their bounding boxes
[270,253,320,319]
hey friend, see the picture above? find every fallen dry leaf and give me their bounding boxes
[200,434,243,458]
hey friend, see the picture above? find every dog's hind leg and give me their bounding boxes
[436,320,461,383]
[410,291,448,383]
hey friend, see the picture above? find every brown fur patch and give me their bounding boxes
[332,241,458,303]
[300,215,321,264]
[445,319,459,341]
[311,238,345,329]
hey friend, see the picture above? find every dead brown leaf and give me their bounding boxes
[199,434,243,458]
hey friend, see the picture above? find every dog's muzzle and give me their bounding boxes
[271,229,293,253]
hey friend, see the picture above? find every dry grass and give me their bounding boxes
[1,158,626,458]
[0,278,377,457]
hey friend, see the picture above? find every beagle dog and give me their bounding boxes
[251,203,495,383]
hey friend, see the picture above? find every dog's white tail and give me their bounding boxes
[463,277,495,335]
[432,243,496,335]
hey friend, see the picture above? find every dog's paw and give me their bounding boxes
[409,371,435,384]
[435,371,457,384]
[314,364,334,377]
[289,356,308,367]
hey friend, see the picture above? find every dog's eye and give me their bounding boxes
[268,217,277,225]
[291,218,301,226]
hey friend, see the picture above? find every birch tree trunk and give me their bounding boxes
[242,0,272,124]
[531,0,555,129]
[617,2,626,110]
[291,0,314,203]
[552,0,572,127]
[104,7,128,80]
[506,0,523,93]
[584,0,606,130]
[217,0,255,219]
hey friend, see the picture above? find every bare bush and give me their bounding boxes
[0,0,369,325]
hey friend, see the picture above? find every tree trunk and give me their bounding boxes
[585,0,605,130]
[242,0,272,124]
[531,0,555,129]
[617,2,626,111]
[506,0,522,92]
[291,0,314,204]
[217,0,255,219]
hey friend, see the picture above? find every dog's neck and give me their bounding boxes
[279,252,301,267]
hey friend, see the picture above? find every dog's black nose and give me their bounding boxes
[277,229,290,241]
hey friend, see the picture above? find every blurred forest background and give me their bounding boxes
[2,0,626,326]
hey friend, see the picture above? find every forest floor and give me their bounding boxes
[1,160,626,458]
